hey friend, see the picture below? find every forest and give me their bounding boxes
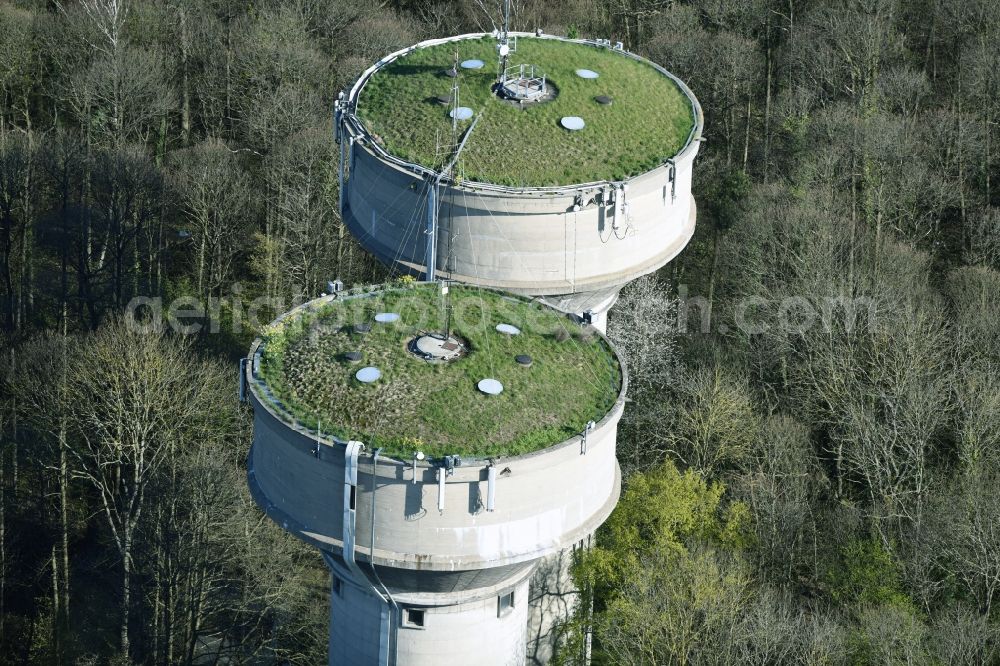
[0,0,998,663]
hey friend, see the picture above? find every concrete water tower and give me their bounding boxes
[245,21,701,666]
[245,284,626,664]
[335,30,702,333]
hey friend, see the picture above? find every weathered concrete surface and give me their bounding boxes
[343,143,699,299]
[328,556,533,666]
[247,383,622,572]
[526,544,584,664]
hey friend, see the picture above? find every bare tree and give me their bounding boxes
[608,275,679,391]
[169,139,252,299]
[0,134,33,331]
[88,145,164,310]
[926,472,1000,617]
[66,47,175,147]
[966,209,1000,268]
[928,604,999,665]
[853,604,929,665]
[664,363,757,475]
[0,6,37,137]
[607,275,681,473]
[264,127,339,299]
[59,318,236,659]
[736,416,818,586]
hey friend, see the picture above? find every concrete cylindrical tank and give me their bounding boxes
[245,285,626,664]
[336,32,703,325]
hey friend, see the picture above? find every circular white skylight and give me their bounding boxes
[356,367,382,383]
[478,378,504,395]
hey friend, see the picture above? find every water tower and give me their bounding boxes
[245,19,701,666]
[335,29,702,333]
[245,284,626,664]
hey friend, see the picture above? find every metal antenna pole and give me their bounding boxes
[451,55,460,137]
[503,0,511,43]
[499,0,511,85]
[425,113,481,282]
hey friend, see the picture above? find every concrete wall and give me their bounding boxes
[344,141,699,299]
[526,544,583,664]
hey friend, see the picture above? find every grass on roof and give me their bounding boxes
[356,36,694,187]
[257,283,622,460]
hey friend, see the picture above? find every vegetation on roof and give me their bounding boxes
[257,283,622,459]
[356,36,695,187]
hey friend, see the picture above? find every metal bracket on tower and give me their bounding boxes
[437,468,446,512]
[581,420,596,455]
[667,159,677,203]
[612,183,626,231]
[238,358,248,402]
[334,91,345,144]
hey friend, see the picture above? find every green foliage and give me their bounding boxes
[564,460,751,663]
[578,459,747,593]
[828,537,914,610]
[259,284,622,458]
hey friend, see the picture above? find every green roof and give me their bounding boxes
[356,36,695,187]
[256,283,622,460]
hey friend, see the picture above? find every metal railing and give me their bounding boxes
[500,63,546,100]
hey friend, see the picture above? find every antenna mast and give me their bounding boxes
[426,113,481,282]
[450,53,460,138]
[498,0,511,87]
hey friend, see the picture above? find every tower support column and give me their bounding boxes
[326,555,533,666]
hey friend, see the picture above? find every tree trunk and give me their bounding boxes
[0,429,6,637]
[957,70,967,251]
[706,225,723,324]
[59,422,70,640]
[225,20,233,136]
[985,108,991,206]
[121,530,132,659]
[763,36,772,182]
[180,6,191,146]
[198,235,206,299]
[51,545,62,660]
[742,97,752,173]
